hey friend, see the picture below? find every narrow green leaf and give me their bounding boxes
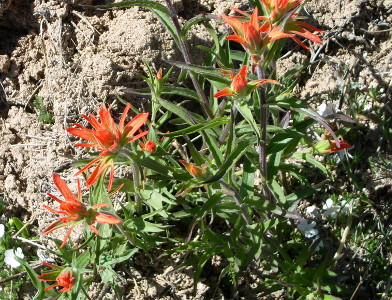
[269,179,287,204]
[303,153,328,174]
[156,96,197,125]
[240,156,255,198]
[236,101,261,138]
[167,60,231,89]
[204,139,253,183]
[201,130,224,165]
[195,193,222,219]
[163,117,228,137]
[11,217,29,238]
[183,134,205,166]
[17,258,46,299]
[162,86,200,101]
[181,14,210,40]
[125,151,171,176]
[102,248,139,266]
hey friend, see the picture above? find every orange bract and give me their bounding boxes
[42,174,121,248]
[260,0,324,49]
[67,104,149,190]
[325,140,352,153]
[37,263,75,292]
[222,7,293,61]
[214,66,279,99]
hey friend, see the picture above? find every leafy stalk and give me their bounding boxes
[163,0,214,119]
[255,65,271,201]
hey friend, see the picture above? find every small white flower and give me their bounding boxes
[340,200,351,214]
[0,224,5,238]
[322,198,340,219]
[312,236,324,251]
[298,220,319,238]
[335,146,354,164]
[306,205,320,218]
[317,103,335,117]
[4,248,24,268]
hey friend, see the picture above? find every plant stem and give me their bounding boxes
[132,162,142,214]
[119,148,143,214]
[219,180,251,224]
[164,0,214,119]
[255,65,271,201]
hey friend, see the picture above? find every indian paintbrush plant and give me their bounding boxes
[13,0,362,299]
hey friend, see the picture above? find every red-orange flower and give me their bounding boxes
[139,140,156,153]
[67,104,149,190]
[222,7,294,61]
[37,262,75,292]
[179,160,209,180]
[324,140,352,153]
[259,0,324,49]
[214,65,279,98]
[42,174,121,248]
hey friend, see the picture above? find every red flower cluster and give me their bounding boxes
[67,104,149,190]
[221,0,324,61]
[37,262,75,292]
[42,174,120,248]
[214,65,278,99]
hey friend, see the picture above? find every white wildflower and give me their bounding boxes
[312,237,324,251]
[340,199,351,214]
[335,145,354,164]
[306,205,320,218]
[4,248,24,268]
[0,224,5,238]
[322,198,340,219]
[298,220,319,238]
[317,103,335,117]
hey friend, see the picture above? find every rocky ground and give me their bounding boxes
[0,0,391,298]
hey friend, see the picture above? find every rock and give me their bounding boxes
[0,55,10,73]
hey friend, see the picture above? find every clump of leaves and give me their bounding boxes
[34,96,54,124]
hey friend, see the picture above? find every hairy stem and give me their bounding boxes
[255,65,271,201]
[164,0,214,119]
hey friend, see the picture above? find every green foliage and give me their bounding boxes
[33,95,54,124]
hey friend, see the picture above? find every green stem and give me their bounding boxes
[163,0,214,119]
[119,148,143,214]
[132,162,142,214]
[255,65,271,201]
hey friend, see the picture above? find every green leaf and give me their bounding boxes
[195,193,223,219]
[162,86,200,101]
[240,156,255,198]
[11,217,29,238]
[204,138,253,183]
[102,247,139,266]
[236,101,261,138]
[17,258,47,299]
[269,179,287,204]
[75,249,91,269]
[125,151,171,176]
[201,130,224,165]
[163,117,228,137]
[124,217,169,233]
[303,153,328,174]
[183,134,205,166]
[156,96,197,125]
[167,60,231,89]
[181,14,210,40]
